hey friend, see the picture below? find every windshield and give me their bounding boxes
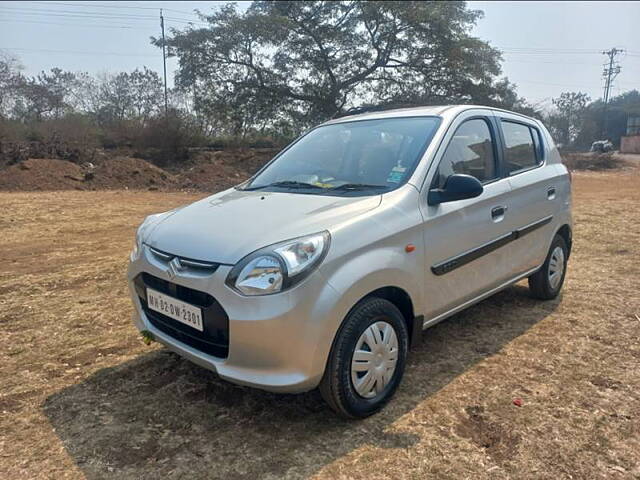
[244,116,441,195]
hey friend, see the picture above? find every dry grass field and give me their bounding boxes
[1,169,639,479]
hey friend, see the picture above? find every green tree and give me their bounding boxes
[574,90,640,148]
[95,67,164,127]
[160,1,525,131]
[0,53,24,119]
[548,91,590,147]
[10,68,83,122]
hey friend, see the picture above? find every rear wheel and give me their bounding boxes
[319,297,408,419]
[528,234,569,300]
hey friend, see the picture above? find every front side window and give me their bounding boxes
[432,118,497,189]
[244,117,441,196]
[502,121,541,174]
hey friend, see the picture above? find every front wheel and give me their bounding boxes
[319,297,409,419]
[528,234,569,300]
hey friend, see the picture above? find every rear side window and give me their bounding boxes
[502,121,543,174]
[433,118,497,188]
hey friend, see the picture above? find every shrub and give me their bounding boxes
[562,152,627,171]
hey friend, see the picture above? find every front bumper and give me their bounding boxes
[127,245,341,393]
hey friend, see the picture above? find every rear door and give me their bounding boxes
[494,112,560,274]
[419,110,514,320]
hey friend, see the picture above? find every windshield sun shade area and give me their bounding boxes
[245,116,442,195]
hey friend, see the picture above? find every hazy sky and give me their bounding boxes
[1,1,638,109]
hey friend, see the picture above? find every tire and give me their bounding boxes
[319,297,409,419]
[528,234,569,300]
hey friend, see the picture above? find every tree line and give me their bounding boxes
[1,1,638,165]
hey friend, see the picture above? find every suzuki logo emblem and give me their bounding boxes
[167,257,183,280]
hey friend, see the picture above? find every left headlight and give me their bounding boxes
[226,231,330,296]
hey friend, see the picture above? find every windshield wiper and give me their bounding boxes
[329,183,388,191]
[244,181,387,192]
[243,180,324,191]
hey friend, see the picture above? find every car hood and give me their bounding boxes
[145,188,382,264]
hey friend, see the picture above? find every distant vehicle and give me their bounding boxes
[590,140,613,152]
[128,105,572,418]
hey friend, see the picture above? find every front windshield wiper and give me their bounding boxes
[329,183,388,191]
[243,180,324,191]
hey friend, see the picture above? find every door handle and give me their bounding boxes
[547,187,556,199]
[491,206,506,221]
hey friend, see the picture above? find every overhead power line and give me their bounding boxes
[2,46,157,58]
[0,6,207,25]
[0,8,157,21]
[496,46,603,51]
[29,1,199,16]
[0,12,206,27]
[502,51,602,56]
[0,18,143,29]
[515,79,604,89]
[507,59,598,66]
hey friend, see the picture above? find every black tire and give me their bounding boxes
[319,297,409,419]
[528,234,569,300]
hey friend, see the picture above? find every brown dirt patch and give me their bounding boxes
[0,158,86,191]
[455,405,521,464]
[0,170,639,478]
[176,148,278,191]
[0,148,278,193]
[87,156,179,190]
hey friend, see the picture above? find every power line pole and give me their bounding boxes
[160,8,168,117]
[601,47,623,137]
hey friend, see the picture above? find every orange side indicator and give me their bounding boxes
[405,244,416,253]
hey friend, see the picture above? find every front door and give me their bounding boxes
[419,111,514,321]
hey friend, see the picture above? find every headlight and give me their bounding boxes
[226,231,330,296]
[235,255,283,295]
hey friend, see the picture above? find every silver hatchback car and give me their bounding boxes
[128,105,572,418]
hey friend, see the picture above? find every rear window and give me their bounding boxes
[502,121,543,174]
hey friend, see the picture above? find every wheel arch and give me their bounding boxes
[555,224,572,258]
[355,285,421,349]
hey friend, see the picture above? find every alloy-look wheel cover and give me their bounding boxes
[350,321,399,399]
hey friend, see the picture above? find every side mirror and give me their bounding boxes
[428,174,483,205]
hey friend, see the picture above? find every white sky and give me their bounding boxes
[1,1,639,109]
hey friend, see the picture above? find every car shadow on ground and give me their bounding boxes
[43,284,559,479]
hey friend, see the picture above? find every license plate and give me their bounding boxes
[146,288,203,332]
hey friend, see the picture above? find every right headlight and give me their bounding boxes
[226,231,331,296]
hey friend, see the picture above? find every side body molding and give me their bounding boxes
[431,215,553,276]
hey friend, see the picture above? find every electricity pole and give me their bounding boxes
[601,47,623,138]
[160,9,168,117]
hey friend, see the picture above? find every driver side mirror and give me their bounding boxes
[428,174,483,205]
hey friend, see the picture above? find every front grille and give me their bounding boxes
[134,273,229,358]
[148,246,219,273]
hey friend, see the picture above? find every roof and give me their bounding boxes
[325,105,454,124]
[325,104,538,125]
